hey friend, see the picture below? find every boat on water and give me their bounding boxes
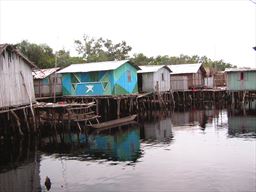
[90,114,137,129]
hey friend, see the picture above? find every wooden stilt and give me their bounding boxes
[117,98,121,119]
[23,108,30,133]
[10,110,23,136]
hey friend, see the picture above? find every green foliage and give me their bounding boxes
[16,40,55,68]
[56,49,84,67]
[74,35,132,62]
[16,40,84,68]
[131,53,234,71]
[15,39,234,72]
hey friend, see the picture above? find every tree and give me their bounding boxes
[56,49,84,67]
[130,53,154,66]
[74,35,132,62]
[16,40,84,68]
[16,40,55,68]
[131,53,234,71]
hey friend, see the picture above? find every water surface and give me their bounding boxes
[0,107,255,192]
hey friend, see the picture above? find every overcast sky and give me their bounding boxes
[0,0,255,68]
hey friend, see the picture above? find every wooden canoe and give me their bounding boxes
[90,114,137,129]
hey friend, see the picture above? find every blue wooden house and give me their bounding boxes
[57,60,140,96]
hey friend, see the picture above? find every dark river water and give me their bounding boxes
[0,106,255,192]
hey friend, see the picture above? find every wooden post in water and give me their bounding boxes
[10,110,23,136]
[117,98,121,119]
[95,98,99,115]
[23,108,30,133]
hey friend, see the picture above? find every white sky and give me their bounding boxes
[0,0,255,68]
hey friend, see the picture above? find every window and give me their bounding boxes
[127,70,131,82]
[161,73,165,81]
[240,72,244,81]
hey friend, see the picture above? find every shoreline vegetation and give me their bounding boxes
[14,36,234,71]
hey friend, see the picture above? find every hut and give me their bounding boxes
[32,67,62,98]
[225,68,256,91]
[213,71,226,87]
[168,63,206,90]
[0,44,36,109]
[137,65,172,92]
[57,60,140,96]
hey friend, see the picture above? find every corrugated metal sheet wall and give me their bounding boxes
[34,74,62,97]
[153,67,170,92]
[141,68,170,92]
[141,73,154,92]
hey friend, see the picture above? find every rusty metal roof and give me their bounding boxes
[57,60,140,73]
[33,67,60,79]
[138,65,172,73]
[168,63,205,75]
[0,43,37,68]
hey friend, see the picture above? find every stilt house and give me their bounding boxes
[33,67,62,98]
[225,68,256,91]
[0,44,36,109]
[168,63,206,90]
[137,65,172,92]
[57,60,140,96]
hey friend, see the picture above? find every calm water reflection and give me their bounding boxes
[0,106,255,192]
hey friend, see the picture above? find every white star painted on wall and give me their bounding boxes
[86,85,94,93]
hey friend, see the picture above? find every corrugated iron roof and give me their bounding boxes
[225,68,256,72]
[33,67,60,79]
[168,63,203,75]
[57,60,140,73]
[0,44,37,68]
[137,65,172,73]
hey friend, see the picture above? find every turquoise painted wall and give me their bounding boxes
[227,71,256,91]
[61,62,138,96]
[113,63,138,94]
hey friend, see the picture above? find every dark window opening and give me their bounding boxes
[240,72,244,80]
[127,70,131,82]
[161,73,165,81]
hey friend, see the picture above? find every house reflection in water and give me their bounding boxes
[87,126,141,162]
[142,118,173,142]
[171,109,220,130]
[228,108,256,136]
[139,111,173,142]
[40,126,141,162]
[0,139,41,192]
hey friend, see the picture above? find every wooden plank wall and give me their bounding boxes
[170,76,188,90]
[153,68,171,92]
[0,49,35,108]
